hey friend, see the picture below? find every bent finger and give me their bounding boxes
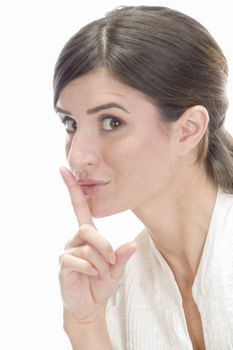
[59,254,98,278]
[64,245,111,278]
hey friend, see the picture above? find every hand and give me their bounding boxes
[59,167,137,324]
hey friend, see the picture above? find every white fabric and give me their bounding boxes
[106,188,233,349]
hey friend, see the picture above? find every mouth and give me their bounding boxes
[78,180,110,196]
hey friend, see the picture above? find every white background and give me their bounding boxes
[0,1,232,349]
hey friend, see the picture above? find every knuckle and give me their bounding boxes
[81,244,93,259]
[78,224,92,236]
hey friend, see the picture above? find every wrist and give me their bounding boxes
[63,305,106,325]
[63,310,112,349]
[63,308,107,334]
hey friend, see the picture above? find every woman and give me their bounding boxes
[54,6,233,350]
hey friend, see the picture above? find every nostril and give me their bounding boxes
[67,143,98,174]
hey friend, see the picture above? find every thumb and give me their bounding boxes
[111,242,137,281]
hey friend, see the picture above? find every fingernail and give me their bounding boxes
[108,252,116,264]
[72,169,80,180]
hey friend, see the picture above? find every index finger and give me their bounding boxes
[59,167,94,226]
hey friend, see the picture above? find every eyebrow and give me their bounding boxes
[55,106,71,115]
[55,103,129,116]
[87,103,129,114]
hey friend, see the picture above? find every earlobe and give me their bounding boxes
[178,105,209,156]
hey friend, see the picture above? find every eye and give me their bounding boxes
[102,116,122,131]
[62,116,77,134]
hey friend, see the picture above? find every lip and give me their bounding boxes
[78,179,110,196]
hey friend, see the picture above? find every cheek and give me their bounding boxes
[105,133,167,176]
[89,135,173,216]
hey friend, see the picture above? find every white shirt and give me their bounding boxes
[106,188,233,349]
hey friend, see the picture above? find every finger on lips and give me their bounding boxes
[59,167,94,226]
[60,166,116,266]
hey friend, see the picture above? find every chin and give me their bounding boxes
[88,198,128,218]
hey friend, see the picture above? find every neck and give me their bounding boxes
[133,164,218,282]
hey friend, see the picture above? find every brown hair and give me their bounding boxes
[53,6,233,193]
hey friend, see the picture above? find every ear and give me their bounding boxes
[176,105,209,156]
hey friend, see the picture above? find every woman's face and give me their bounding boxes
[56,68,179,217]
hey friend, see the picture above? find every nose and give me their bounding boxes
[66,131,99,173]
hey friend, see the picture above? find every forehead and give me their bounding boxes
[58,68,154,105]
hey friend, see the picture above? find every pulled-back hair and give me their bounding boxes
[53,6,233,193]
